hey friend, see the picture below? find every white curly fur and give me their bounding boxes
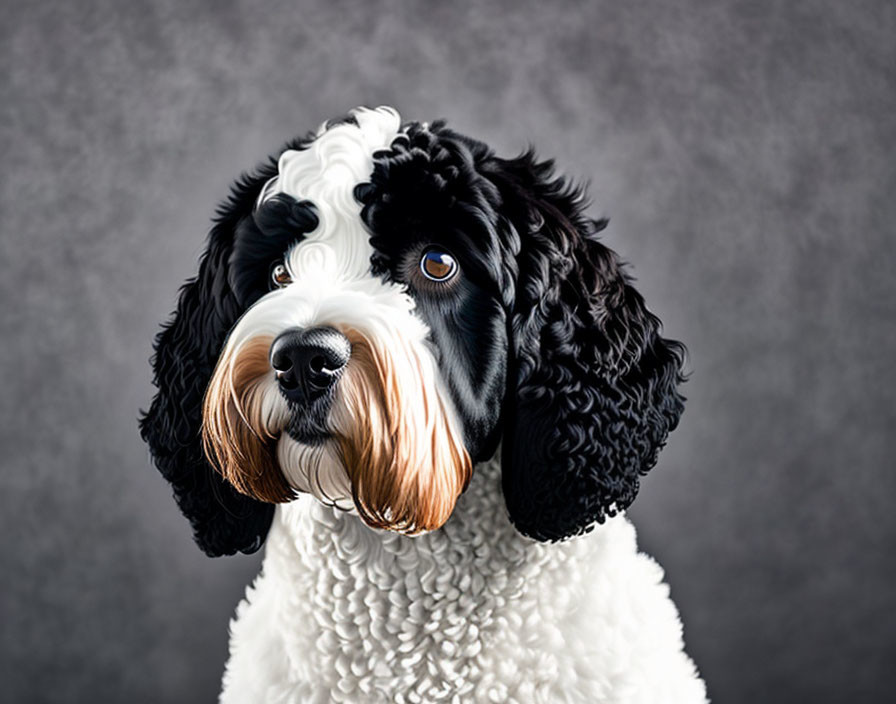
[220,456,706,703]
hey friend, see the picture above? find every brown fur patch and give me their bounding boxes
[202,335,294,503]
[334,331,472,534]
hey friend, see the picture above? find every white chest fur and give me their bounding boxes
[220,458,707,703]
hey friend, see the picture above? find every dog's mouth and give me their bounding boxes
[283,397,335,446]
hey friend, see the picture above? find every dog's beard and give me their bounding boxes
[201,323,472,534]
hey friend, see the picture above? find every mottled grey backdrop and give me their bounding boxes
[2,0,894,702]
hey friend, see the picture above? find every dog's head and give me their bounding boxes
[140,107,686,556]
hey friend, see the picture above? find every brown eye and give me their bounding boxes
[420,249,458,282]
[271,263,292,288]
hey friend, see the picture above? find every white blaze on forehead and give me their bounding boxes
[224,106,416,349]
[258,106,402,283]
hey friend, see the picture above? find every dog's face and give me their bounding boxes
[141,107,686,556]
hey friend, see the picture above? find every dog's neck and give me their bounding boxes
[270,455,551,576]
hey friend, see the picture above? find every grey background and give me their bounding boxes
[2,0,894,702]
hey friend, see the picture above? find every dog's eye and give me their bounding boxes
[419,249,458,282]
[271,263,292,288]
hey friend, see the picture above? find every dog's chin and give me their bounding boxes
[277,433,355,508]
[274,424,472,535]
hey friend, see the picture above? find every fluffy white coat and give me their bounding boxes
[220,456,707,703]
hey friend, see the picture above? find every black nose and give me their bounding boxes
[270,327,351,402]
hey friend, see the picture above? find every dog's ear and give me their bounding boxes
[139,166,281,557]
[492,153,687,542]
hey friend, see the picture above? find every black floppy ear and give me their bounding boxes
[139,166,279,557]
[495,154,687,542]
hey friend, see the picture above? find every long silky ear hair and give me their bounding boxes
[139,156,290,557]
[490,153,687,542]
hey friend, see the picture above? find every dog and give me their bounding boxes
[140,106,707,703]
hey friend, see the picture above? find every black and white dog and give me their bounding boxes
[141,107,706,702]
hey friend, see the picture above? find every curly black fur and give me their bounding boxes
[485,152,687,541]
[230,194,318,305]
